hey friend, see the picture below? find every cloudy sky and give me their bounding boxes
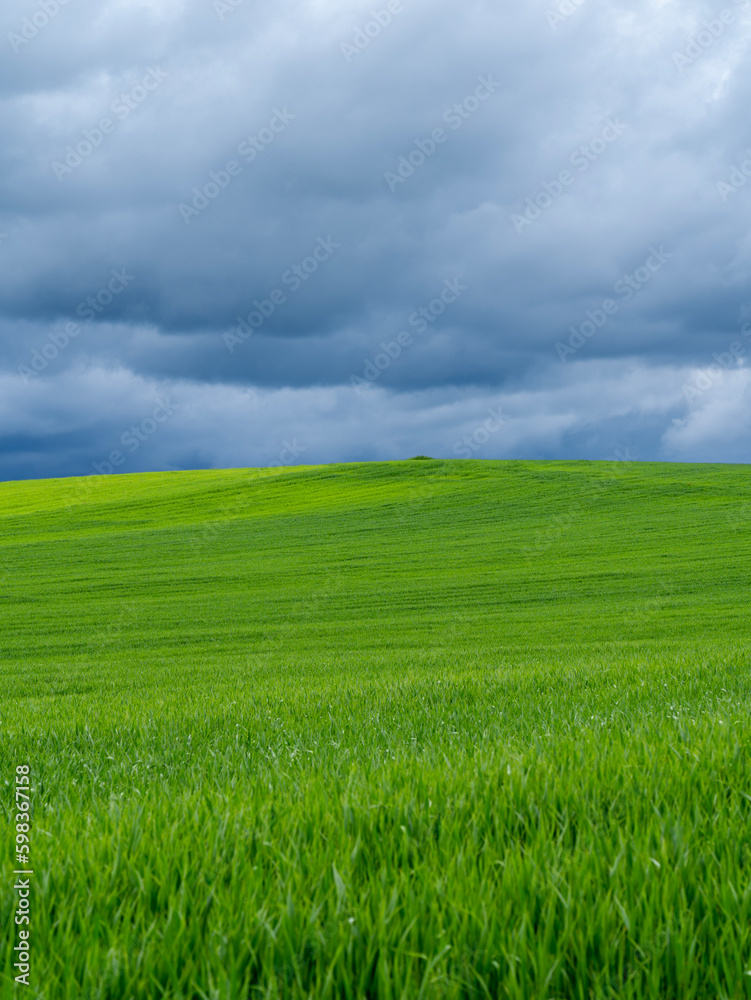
[1,0,750,480]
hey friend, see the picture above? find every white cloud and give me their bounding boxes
[662,367,751,460]
[2,356,749,480]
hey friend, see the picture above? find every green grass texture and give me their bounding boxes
[1,458,750,999]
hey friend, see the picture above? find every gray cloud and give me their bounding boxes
[1,0,750,478]
[1,357,749,482]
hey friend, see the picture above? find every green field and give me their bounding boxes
[1,458,751,999]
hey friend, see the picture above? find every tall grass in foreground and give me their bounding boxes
[3,648,751,998]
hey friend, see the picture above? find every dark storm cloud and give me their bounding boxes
[1,0,750,477]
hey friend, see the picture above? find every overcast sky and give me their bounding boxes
[1,0,750,480]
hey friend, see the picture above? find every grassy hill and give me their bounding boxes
[1,459,750,998]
